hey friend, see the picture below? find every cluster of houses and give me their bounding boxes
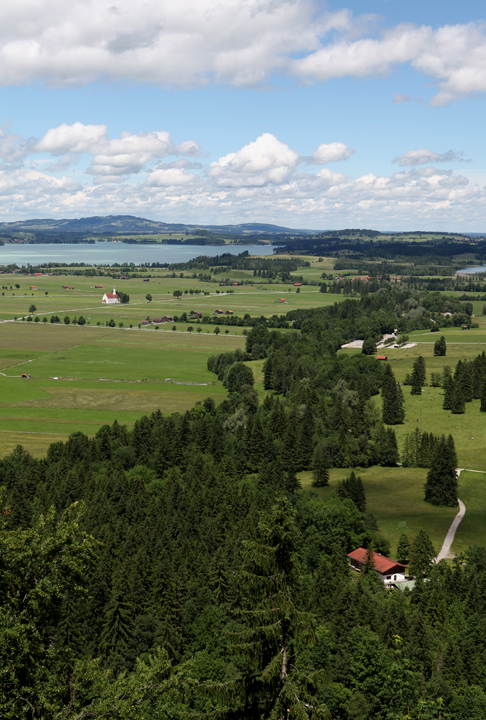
[347,548,408,588]
[214,309,233,315]
[62,285,75,290]
[140,316,173,326]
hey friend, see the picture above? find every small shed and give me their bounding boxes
[376,355,388,361]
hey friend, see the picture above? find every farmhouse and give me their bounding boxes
[102,288,121,305]
[347,548,407,586]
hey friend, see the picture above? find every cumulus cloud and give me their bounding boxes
[209,133,299,187]
[0,124,485,230]
[307,142,354,165]
[291,20,486,105]
[393,148,470,166]
[35,123,200,177]
[36,123,107,155]
[0,1,483,103]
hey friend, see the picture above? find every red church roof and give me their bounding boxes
[105,292,119,298]
[347,548,406,574]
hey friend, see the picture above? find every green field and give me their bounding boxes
[0,322,240,454]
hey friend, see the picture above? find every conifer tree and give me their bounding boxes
[433,335,447,356]
[424,434,458,507]
[409,530,436,577]
[451,383,465,414]
[443,375,454,410]
[396,534,411,563]
[311,442,329,487]
[382,364,405,424]
[410,356,426,395]
[481,380,486,412]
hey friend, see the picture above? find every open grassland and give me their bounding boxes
[453,470,486,554]
[0,266,336,325]
[299,466,457,560]
[0,322,239,456]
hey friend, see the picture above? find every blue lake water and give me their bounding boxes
[456,266,486,275]
[0,242,276,266]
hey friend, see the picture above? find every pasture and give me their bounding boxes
[0,322,239,455]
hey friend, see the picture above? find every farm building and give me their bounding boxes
[30,286,37,290]
[62,285,74,290]
[94,285,104,289]
[294,282,302,286]
[102,288,120,305]
[376,355,388,361]
[215,309,224,314]
[347,548,407,586]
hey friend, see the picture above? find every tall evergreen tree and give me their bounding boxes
[311,442,329,487]
[410,356,426,395]
[409,530,436,577]
[424,434,458,507]
[382,364,405,424]
[396,533,411,563]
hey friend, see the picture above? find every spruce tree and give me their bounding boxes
[382,364,405,424]
[451,384,465,414]
[443,376,454,410]
[396,533,410,563]
[410,356,425,395]
[311,442,329,487]
[433,335,447,356]
[481,380,486,412]
[424,434,458,507]
[409,530,436,576]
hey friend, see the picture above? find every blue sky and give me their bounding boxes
[0,0,485,230]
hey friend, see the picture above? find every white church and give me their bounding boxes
[102,288,121,305]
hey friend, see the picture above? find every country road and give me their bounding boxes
[435,468,486,561]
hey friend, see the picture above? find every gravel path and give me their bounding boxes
[435,468,486,561]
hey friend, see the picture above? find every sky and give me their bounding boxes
[1,0,486,231]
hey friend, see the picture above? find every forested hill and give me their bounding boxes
[0,215,313,242]
[2,282,486,719]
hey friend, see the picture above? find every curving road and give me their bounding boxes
[435,468,486,562]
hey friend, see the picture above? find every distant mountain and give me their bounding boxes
[0,215,314,237]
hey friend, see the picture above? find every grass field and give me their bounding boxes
[0,322,240,454]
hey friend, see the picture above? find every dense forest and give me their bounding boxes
[3,279,486,719]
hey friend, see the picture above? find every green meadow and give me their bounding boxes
[0,322,240,454]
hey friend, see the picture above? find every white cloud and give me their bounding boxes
[209,133,299,187]
[393,148,470,166]
[146,167,198,187]
[0,1,483,104]
[36,123,107,155]
[35,123,200,176]
[0,124,485,230]
[308,142,354,165]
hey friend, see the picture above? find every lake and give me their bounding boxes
[0,242,276,266]
[456,266,486,275]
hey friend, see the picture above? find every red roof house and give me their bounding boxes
[347,548,407,585]
[376,355,388,360]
